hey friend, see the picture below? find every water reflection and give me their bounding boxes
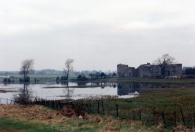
[117,83,139,95]
[63,82,74,99]
[61,81,68,86]
[13,83,32,104]
[77,81,87,86]
[1,81,192,103]
[117,82,186,96]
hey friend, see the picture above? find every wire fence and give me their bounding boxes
[1,97,195,128]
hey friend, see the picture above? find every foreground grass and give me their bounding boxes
[0,104,176,132]
[0,117,59,132]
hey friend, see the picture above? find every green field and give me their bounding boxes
[0,73,78,82]
[69,87,195,129]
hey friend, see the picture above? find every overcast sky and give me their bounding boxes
[0,0,195,71]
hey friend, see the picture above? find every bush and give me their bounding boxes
[77,75,88,81]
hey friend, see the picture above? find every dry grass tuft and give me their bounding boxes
[94,116,102,125]
[156,123,164,131]
[173,124,191,132]
[107,120,119,131]
[61,106,76,118]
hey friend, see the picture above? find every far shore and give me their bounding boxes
[1,74,195,84]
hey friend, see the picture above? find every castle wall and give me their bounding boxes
[117,64,136,77]
[137,64,152,77]
[151,65,161,76]
[167,64,182,76]
[117,63,182,78]
[117,64,128,77]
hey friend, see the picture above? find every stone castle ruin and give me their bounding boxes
[117,63,182,78]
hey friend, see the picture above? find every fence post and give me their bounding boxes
[153,110,156,125]
[139,108,142,120]
[71,102,74,109]
[54,101,56,109]
[50,100,52,107]
[194,113,195,127]
[7,99,8,104]
[102,100,104,114]
[52,100,55,108]
[174,111,177,127]
[180,107,185,126]
[162,111,166,125]
[132,110,135,121]
[107,104,110,115]
[86,104,89,112]
[116,104,119,117]
[89,103,91,113]
[34,98,37,104]
[98,101,100,114]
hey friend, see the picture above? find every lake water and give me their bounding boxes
[0,82,191,104]
[0,82,137,103]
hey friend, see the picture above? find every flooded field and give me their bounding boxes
[0,81,194,104]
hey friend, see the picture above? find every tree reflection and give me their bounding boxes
[77,81,87,86]
[62,82,74,99]
[14,83,32,104]
[112,83,117,88]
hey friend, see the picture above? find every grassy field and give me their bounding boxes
[1,87,195,131]
[0,73,78,83]
[0,117,60,132]
[69,87,195,129]
[90,77,195,84]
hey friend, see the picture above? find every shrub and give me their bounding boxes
[77,75,88,81]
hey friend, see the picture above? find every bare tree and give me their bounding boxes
[64,59,74,80]
[153,54,176,76]
[19,59,34,81]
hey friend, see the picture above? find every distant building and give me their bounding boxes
[117,64,137,77]
[117,63,182,77]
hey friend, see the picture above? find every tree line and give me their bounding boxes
[18,58,117,82]
[184,67,195,75]
[18,54,193,82]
